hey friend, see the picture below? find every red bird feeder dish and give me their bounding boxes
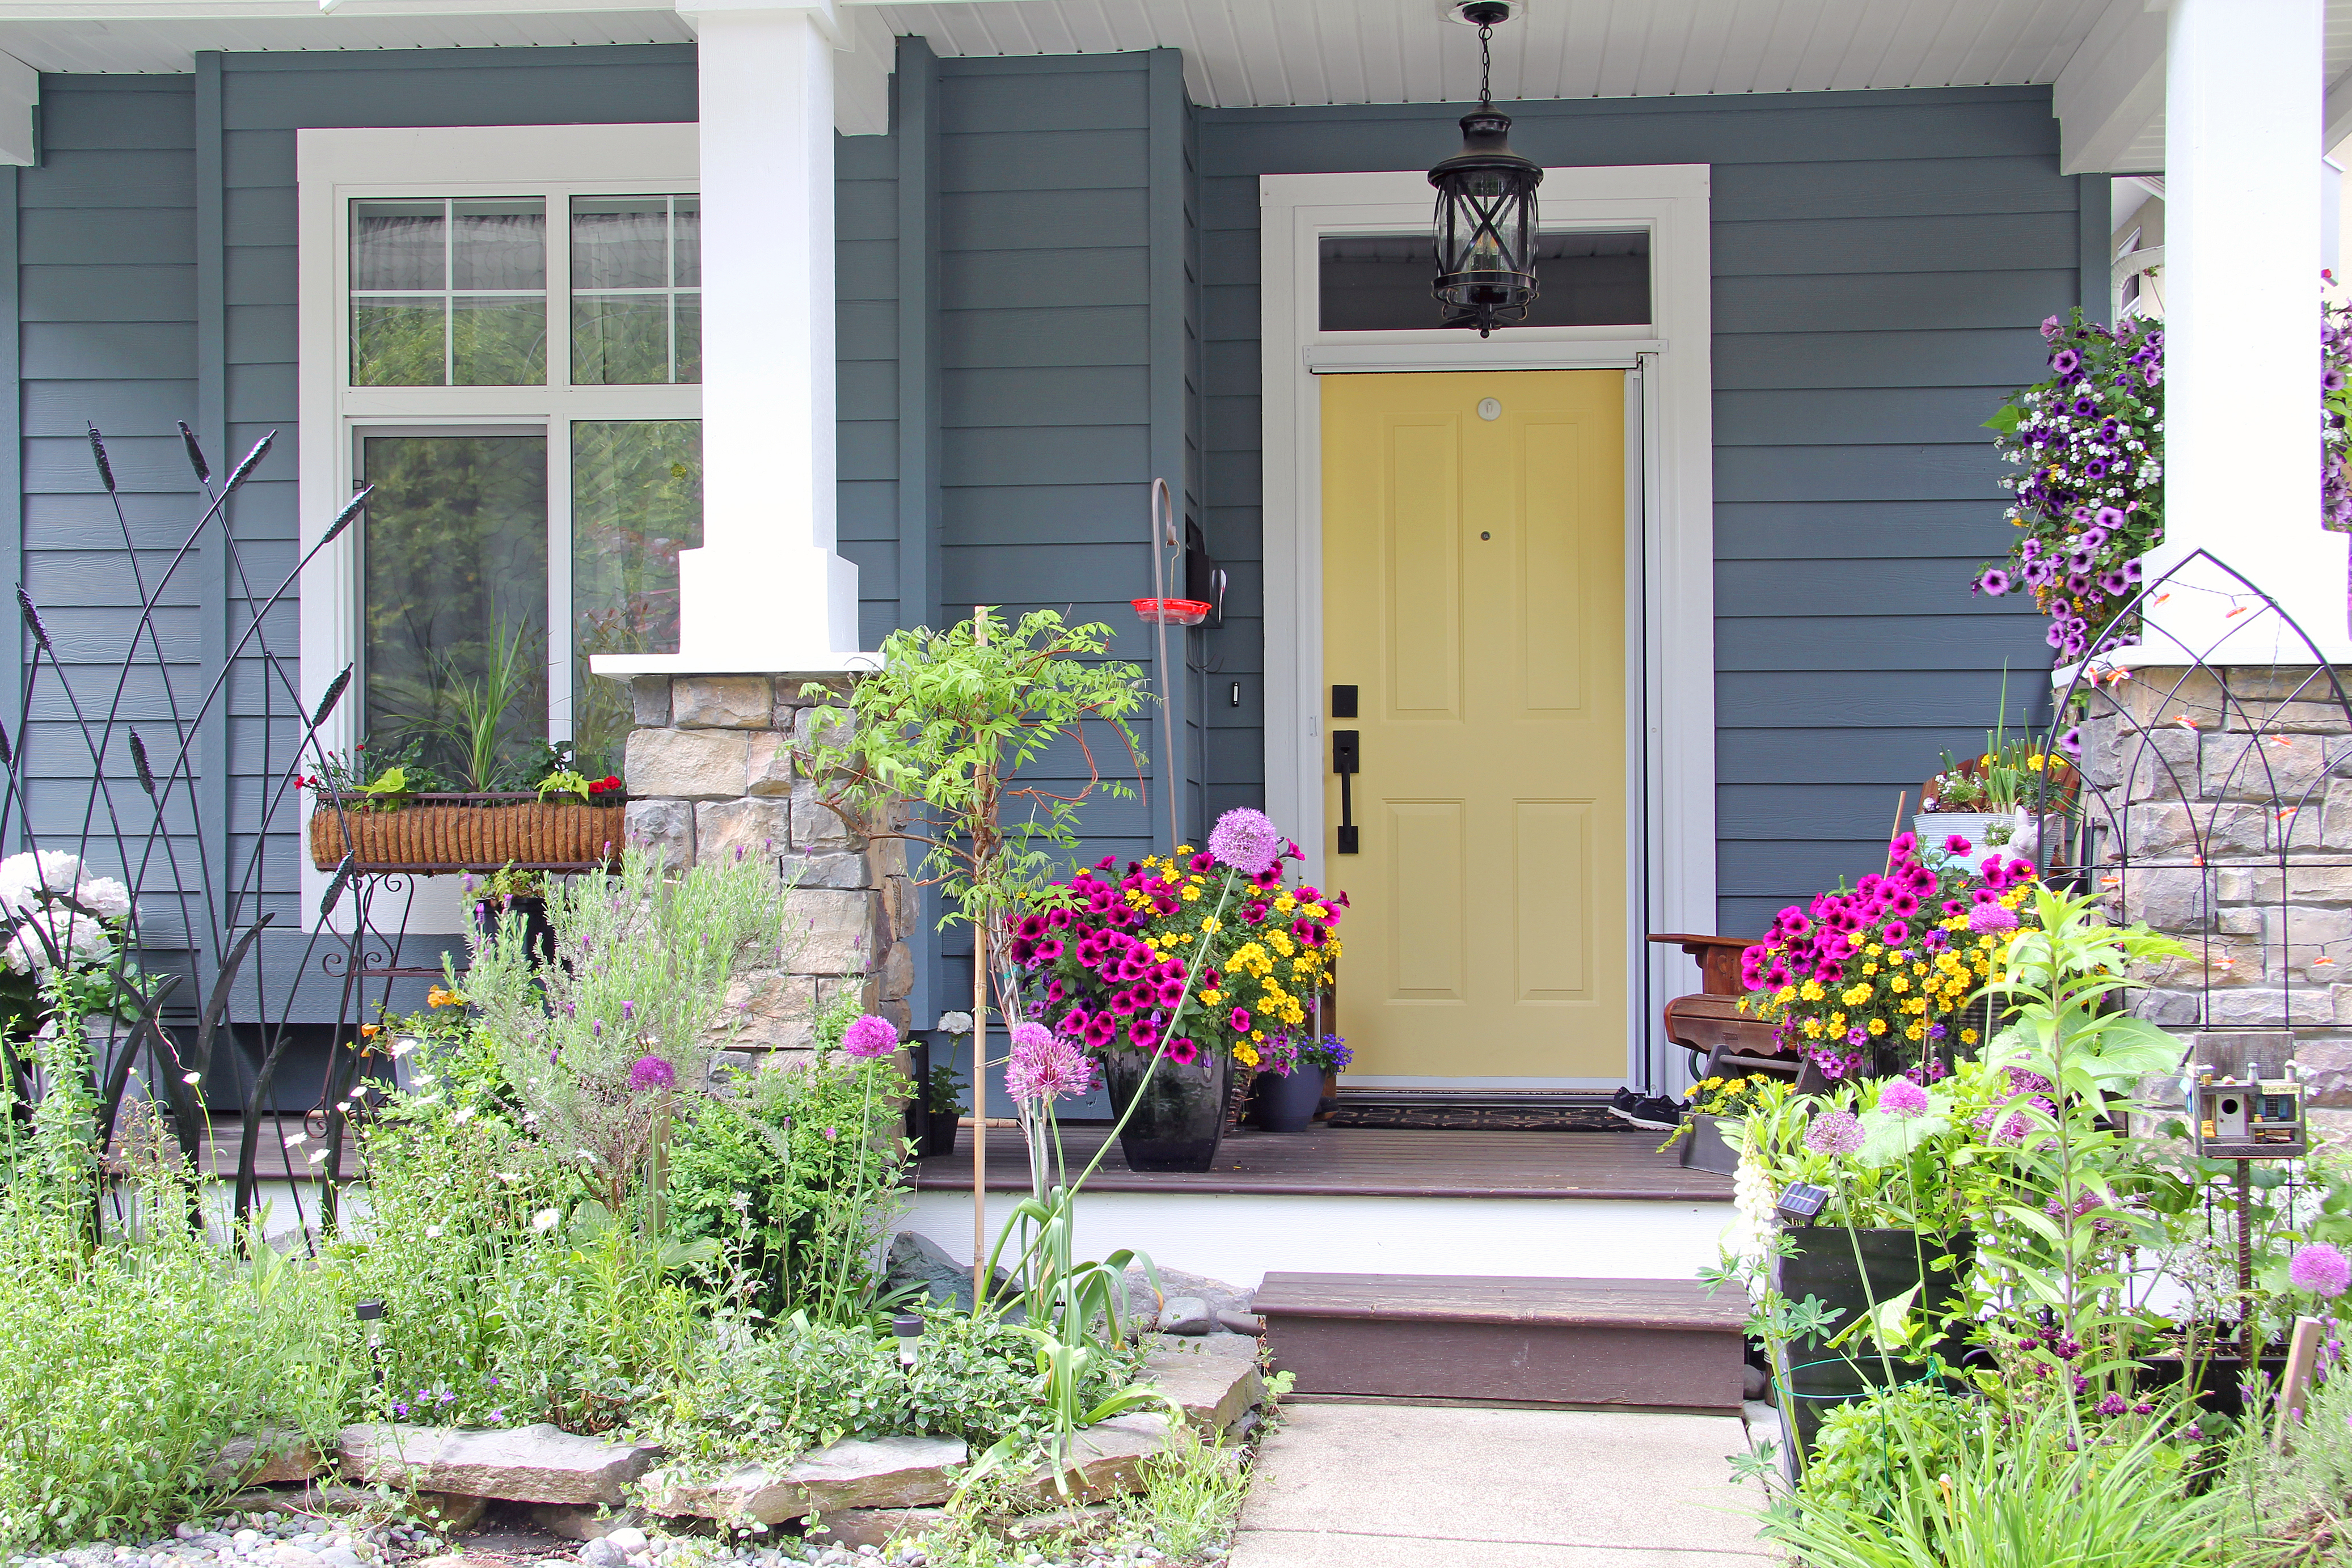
[1131,597,1210,627]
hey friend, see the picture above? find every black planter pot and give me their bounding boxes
[2137,1352,2291,1418]
[473,892,555,966]
[1252,1066,1323,1133]
[1101,1045,1231,1172]
[1679,1113,1742,1176]
[1773,1227,1973,1454]
[920,1108,961,1159]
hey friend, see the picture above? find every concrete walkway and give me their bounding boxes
[1229,1404,1777,1568]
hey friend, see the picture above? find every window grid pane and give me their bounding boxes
[351,197,547,386]
[571,419,703,773]
[570,195,700,385]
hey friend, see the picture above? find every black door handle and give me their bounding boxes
[1333,729,1359,854]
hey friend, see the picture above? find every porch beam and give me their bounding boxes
[0,51,33,167]
[2054,0,2165,176]
[2140,0,2344,662]
[598,0,864,676]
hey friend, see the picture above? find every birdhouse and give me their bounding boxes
[2188,1062,2307,1159]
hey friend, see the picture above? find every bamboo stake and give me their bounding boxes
[2278,1313,2325,1449]
[972,605,989,1304]
[1885,789,1909,875]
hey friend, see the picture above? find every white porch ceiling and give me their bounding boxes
[0,0,2343,172]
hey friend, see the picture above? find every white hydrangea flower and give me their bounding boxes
[1,907,109,974]
[73,875,132,922]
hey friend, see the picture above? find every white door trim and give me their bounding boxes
[1259,163,1717,1090]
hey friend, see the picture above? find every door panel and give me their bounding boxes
[1323,370,1626,1082]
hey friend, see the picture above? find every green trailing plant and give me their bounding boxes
[1117,1425,1252,1560]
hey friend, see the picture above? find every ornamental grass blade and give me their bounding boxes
[128,728,155,797]
[222,430,277,495]
[86,424,116,493]
[176,420,210,483]
[321,484,370,548]
[18,588,52,653]
[311,664,352,730]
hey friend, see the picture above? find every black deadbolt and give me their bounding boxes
[1332,684,1358,718]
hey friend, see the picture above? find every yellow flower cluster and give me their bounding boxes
[1751,885,2030,1050]
[1134,850,1342,1050]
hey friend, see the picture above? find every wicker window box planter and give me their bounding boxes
[307,793,626,873]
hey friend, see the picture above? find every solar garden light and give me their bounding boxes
[356,1299,387,1384]
[1775,1182,1831,1228]
[893,1313,924,1370]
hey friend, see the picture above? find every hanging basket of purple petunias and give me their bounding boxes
[1975,310,2163,665]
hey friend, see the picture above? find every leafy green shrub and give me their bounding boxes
[667,1033,913,1321]
[0,1108,348,1551]
[326,1080,699,1433]
[1800,1385,1990,1518]
[643,1308,1131,1472]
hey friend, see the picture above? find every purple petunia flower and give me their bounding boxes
[627,1054,676,1092]
[2291,1242,2352,1297]
[2051,348,2080,375]
[1805,1109,1867,1157]
[1208,808,1283,876]
[842,1013,900,1059]
[2095,506,2126,530]
[1978,568,2012,597]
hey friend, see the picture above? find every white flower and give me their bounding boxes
[425,1224,442,1239]
[1,907,108,974]
[729,1191,751,1212]
[531,1209,560,1233]
[386,1036,417,1059]
[306,1147,330,1165]
[73,875,132,922]
[935,1011,975,1035]
[282,1132,310,1148]
[450,1105,476,1125]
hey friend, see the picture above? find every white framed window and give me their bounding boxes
[297,124,700,927]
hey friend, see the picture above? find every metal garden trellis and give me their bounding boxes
[2039,545,2352,1375]
[0,417,438,1240]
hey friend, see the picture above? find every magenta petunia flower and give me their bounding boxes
[1944,834,1974,855]
[1165,1037,1200,1066]
[1880,921,1910,946]
[1878,1077,1929,1117]
[1978,568,2011,597]
[1805,1109,1867,1156]
[627,1054,676,1092]
[842,1013,900,1059]
[1208,808,1283,876]
[2291,1242,2352,1297]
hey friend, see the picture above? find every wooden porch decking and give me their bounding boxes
[910,1123,1733,1201]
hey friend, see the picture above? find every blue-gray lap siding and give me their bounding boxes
[1192,85,2085,937]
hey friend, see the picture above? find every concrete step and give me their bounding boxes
[1255,1271,1750,1412]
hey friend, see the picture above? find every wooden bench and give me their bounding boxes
[1647,932,1801,1083]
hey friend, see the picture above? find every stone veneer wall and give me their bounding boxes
[618,673,917,1060]
[2077,664,2352,1118]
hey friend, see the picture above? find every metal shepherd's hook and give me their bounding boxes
[1150,477,1183,853]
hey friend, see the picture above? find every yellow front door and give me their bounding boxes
[1321,370,1627,1083]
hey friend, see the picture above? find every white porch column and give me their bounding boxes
[2140,0,2342,662]
[598,1,862,677]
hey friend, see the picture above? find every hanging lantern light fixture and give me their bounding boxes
[1430,1,1540,336]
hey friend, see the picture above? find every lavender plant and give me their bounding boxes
[459,844,801,1214]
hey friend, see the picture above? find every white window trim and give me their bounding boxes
[1258,164,1716,1092]
[296,123,700,932]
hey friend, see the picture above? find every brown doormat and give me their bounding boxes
[1324,1103,1640,1132]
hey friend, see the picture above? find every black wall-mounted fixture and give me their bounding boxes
[1185,519,1227,628]
[1331,684,1358,719]
[1333,729,1360,855]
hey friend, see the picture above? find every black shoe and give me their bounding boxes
[1623,1094,1684,1131]
[1607,1086,1641,1118]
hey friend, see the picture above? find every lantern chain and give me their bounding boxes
[1477,20,1494,108]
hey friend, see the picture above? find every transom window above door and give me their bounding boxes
[347,193,702,387]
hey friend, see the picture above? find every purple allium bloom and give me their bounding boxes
[1004,1020,1098,1103]
[1878,1077,1930,1118]
[2291,1242,2352,1297]
[627,1054,676,1092]
[1805,1109,1867,1156]
[2097,1393,2127,1417]
[1208,807,1283,876]
[1978,568,2012,597]
[842,1013,900,1059]
[1970,903,2019,935]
